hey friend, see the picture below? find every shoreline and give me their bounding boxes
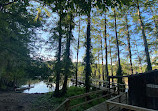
[0,91,44,111]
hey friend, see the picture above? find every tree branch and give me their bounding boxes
[0,0,18,8]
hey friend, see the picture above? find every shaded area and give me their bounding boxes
[128,69,158,110]
[0,92,42,111]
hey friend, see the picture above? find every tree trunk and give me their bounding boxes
[62,75,68,94]
[62,13,72,94]
[98,52,100,79]
[125,14,133,74]
[104,14,109,83]
[114,9,122,84]
[95,63,97,77]
[100,32,104,81]
[75,15,80,86]
[85,11,91,93]
[137,0,152,71]
[54,12,62,97]
[109,39,114,83]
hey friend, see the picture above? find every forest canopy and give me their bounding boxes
[0,0,157,96]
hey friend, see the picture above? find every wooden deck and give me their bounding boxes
[85,102,120,111]
[70,77,120,111]
[85,101,107,111]
[85,92,126,111]
[55,77,156,111]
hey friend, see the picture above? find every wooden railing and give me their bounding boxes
[54,99,70,111]
[106,92,157,111]
[54,76,128,111]
[91,79,127,92]
[54,89,115,111]
[71,76,128,93]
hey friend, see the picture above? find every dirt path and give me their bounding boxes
[0,92,43,111]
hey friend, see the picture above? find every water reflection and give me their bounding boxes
[23,81,55,93]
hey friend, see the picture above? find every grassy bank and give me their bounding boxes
[32,86,105,111]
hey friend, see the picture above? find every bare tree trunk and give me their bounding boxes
[85,10,91,93]
[125,14,133,74]
[137,0,152,71]
[109,39,114,83]
[54,11,62,97]
[104,14,109,83]
[114,9,123,84]
[75,15,80,86]
[98,52,100,79]
[62,13,72,94]
[100,32,104,81]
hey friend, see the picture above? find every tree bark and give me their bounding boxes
[85,11,91,93]
[54,12,62,97]
[62,13,72,94]
[98,51,100,79]
[100,32,104,81]
[125,14,133,74]
[104,14,109,83]
[137,0,152,71]
[95,63,97,77]
[109,39,114,83]
[114,9,122,84]
[75,15,80,86]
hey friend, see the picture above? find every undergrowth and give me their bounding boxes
[32,86,106,111]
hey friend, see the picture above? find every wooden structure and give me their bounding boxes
[55,72,158,111]
[106,92,157,111]
[128,69,158,110]
[71,76,127,93]
[54,77,126,111]
[15,86,34,92]
[53,90,115,111]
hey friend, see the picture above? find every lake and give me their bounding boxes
[22,80,74,93]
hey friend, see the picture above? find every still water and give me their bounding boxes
[22,80,74,93]
[22,81,55,93]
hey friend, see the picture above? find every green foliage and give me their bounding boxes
[0,0,157,95]
[0,1,42,89]
[32,86,85,111]
[26,59,52,79]
[66,86,85,96]
[33,86,106,111]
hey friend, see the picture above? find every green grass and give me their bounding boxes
[32,86,106,111]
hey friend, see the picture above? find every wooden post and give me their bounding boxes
[106,103,110,111]
[107,81,109,92]
[109,82,111,93]
[66,99,70,111]
[126,92,128,104]
[119,95,121,103]
[118,84,120,95]
[114,84,116,94]
[118,95,121,110]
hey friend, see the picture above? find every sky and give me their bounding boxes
[29,1,157,66]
